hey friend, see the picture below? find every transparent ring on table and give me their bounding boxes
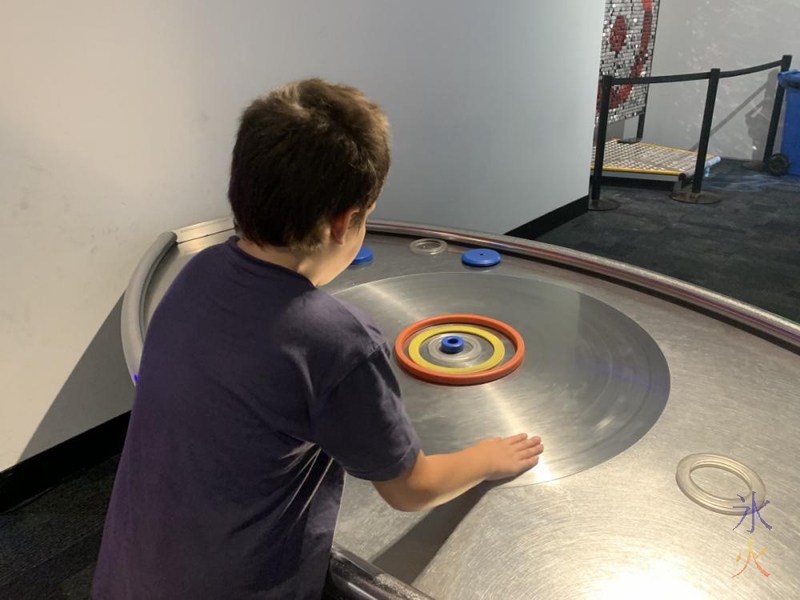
[409,238,448,255]
[675,453,766,515]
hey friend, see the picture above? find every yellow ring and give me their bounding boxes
[407,325,505,374]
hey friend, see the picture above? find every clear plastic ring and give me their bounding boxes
[410,239,448,255]
[675,453,766,515]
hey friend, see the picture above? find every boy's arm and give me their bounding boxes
[310,343,544,511]
[372,434,543,512]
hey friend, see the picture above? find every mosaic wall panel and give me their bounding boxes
[597,0,661,124]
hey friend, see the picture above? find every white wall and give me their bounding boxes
[639,0,800,159]
[0,1,604,472]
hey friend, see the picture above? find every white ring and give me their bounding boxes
[675,453,766,515]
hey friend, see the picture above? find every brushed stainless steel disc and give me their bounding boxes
[334,272,670,487]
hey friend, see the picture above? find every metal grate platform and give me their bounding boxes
[592,139,721,190]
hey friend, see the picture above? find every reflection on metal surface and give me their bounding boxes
[676,453,767,515]
[409,238,448,255]
[591,559,710,600]
[336,273,670,487]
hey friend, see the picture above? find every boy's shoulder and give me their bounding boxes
[287,291,393,396]
[300,290,388,353]
[179,239,389,356]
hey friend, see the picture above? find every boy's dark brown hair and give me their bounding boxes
[228,79,391,250]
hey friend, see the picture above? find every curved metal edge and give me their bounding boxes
[174,216,235,243]
[120,231,178,384]
[121,217,235,383]
[326,544,434,600]
[368,220,800,351]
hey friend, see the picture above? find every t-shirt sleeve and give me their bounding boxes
[310,344,422,481]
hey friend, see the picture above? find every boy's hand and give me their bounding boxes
[474,433,543,481]
[373,433,543,512]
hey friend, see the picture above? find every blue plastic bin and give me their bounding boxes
[778,70,800,176]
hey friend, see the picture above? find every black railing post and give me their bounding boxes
[692,68,721,194]
[763,54,793,162]
[636,111,647,140]
[590,75,618,211]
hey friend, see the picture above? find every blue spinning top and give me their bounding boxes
[441,335,465,354]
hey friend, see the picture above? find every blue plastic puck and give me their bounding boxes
[462,248,501,268]
[441,335,465,354]
[351,246,374,266]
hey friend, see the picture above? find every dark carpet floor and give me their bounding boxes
[1,159,797,599]
[0,457,119,599]
[538,160,800,323]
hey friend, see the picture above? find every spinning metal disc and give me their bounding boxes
[334,272,670,486]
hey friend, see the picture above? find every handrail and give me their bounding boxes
[592,54,793,206]
[614,58,785,85]
[720,59,785,79]
[615,71,711,85]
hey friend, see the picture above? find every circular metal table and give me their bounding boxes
[122,217,800,600]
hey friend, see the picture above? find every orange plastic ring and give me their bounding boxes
[394,314,525,385]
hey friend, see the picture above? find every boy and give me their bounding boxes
[93,79,543,599]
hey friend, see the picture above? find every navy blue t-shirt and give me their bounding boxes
[93,238,421,600]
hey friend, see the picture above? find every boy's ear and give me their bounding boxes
[330,208,360,244]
